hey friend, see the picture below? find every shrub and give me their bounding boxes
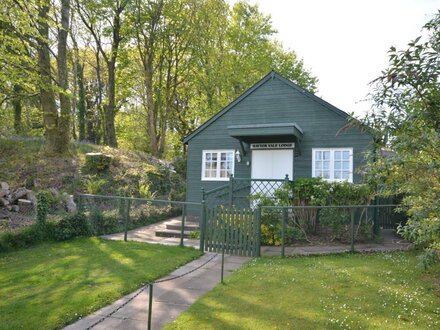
[319,208,350,241]
[89,208,119,235]
[84,175,108,194]
[189,230,200,239]
[1,224,46,252]
[53,213,89,241]
[418,249,440,270]
[255,178,374,244]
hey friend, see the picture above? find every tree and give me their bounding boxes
[363,11,440,251]
[75,0,129,147]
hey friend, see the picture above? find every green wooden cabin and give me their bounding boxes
[183,71,373,214]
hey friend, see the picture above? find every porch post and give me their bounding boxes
[199,188,206,252]
[228,174,234,208]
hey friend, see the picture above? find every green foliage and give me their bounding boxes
[54,213,89,241]
[0,225,45,252]
[418,249,440,270]
[88,208,119,235]
[188,230,200,239]
[83,154,112,173]
[256,178,374,244]
[362,12,440,251]
[84,175,108,194]
[36,192,49,225]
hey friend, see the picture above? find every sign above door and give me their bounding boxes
[250,142,295,150]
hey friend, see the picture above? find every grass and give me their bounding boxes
[0,237,201,329]
[166,252,440,329]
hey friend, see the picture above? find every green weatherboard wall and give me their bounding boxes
[184,71,373,214]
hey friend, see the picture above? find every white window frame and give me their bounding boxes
[312,148,353,183]
[201,150,235,181]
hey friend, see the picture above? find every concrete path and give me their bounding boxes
[64,253,249,330]
[102,218,199,249]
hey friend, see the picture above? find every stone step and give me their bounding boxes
[164,219,199,231]
[155,229,194,238]
[165,223,199,231]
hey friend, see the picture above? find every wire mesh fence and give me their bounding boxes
[0,194,73,232]
[77,194,201,245]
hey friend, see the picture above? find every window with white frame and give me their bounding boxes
[312,148,353,182]
[202,150,234,181]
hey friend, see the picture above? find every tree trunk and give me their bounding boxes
[76,62,86,140]
[12,84,22,134]
[145,60,158,156]
[104,58,117,147]
[56,0,71,152]
[37,1,59,153]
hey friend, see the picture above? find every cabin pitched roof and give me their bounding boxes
[183,70,350,144]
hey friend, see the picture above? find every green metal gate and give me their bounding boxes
[204,206,261,257]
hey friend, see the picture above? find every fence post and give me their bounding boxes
[199,188,206,252]
[77,194,83,213]
[221,228,226,284]
[373,196,380,235]
[350,208,355,253]
[180,204,186,247]
[255,205,261,257]
[148,283,153,330]
[228,174,234,208]
[282,208,287,258]
[124,198,131,242]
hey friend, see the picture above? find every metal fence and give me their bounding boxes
[77,194,202,247]
[259,204,405,257]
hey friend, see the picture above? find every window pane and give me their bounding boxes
[342,161,349,170]
[206,153,211,161]
[342,171,350,180]
[316,169,322,177]
[342,151,350,160]
[315,151,321,160]
[323,151,330,160]
[212,153,217,161]
[221,153,226,161]
[334,171,341,179]
[334,161,341,170]
[323,171,330,179]
[335,151,341,159]
[323,161,330,170]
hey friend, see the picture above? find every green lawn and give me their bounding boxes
[166,252,440,330]
[0,237,201,329]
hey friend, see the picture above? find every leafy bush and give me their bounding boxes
[0,225,44,252]
[418,249,440,270]
[319,208,350,241]
[189,230,200,239]
[255,178,374,244]
[84,175,108,194]
[89,209,119,235]
[53,213,89,241]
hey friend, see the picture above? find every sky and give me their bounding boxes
[237,0,439,116]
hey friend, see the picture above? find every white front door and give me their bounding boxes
[251,149,293,179]
[250,149,293,198]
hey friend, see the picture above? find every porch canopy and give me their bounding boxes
[228,122,303,154]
